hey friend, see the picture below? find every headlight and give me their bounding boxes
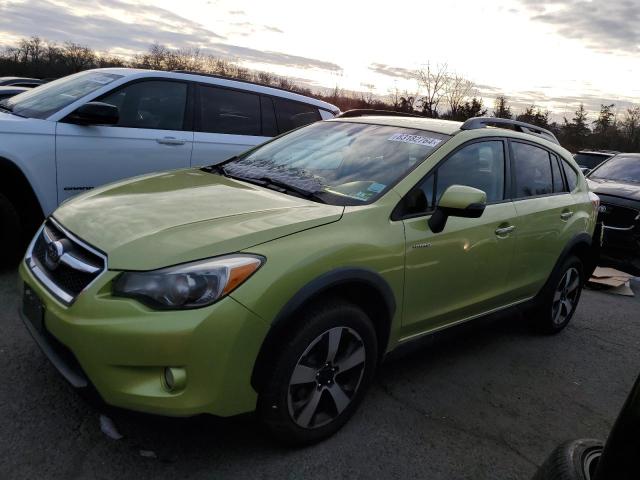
[113,255,264,309]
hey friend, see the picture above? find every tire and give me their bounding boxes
[532,439,603,480]
[258,299,378,445]
[532,255,584,334]
[0,192,22,267]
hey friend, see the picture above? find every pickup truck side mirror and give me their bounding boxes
[428,185,487,234]
[65,101,119,126]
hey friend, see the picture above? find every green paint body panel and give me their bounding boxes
[18,122,596,417]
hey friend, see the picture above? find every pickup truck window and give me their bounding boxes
[0,71,122,119]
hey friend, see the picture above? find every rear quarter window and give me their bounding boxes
[273,98,321,134]
[563,162,579,191]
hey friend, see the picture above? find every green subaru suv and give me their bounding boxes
[19,114,598,444]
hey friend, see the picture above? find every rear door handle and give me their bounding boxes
[495,225,515,236]
[156,136,185,146]
[560,211,574,220]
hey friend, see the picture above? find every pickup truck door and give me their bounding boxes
[55,79,193,204]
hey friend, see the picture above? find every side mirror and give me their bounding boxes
[65,101,119,126]
[428,185,487,234]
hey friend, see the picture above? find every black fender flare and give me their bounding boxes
[250,267,396,391]
[538,232,594,298]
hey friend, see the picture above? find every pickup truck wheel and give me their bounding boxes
[533,255,584,334]
[258,299,377,445]
[532,439,603,480]
[0,193,21,266]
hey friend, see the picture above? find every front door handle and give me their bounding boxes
[560,211,574,220]
[156,136,185,146]
[495,225,515,236]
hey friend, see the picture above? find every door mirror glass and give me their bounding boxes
[66,101,119,126]
[428,185,487,233]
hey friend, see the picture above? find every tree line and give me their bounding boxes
[2,37,638,153]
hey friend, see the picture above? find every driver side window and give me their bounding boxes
[403,140,505,216]
[99,80,188,130]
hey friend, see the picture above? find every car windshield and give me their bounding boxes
[0,71,122,119]
[590,155,640,184]
[574,152,611,169]
[222,121,450,205]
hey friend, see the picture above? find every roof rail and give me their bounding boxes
[336,109,422,119]
[170,70,339,113]
[460,117,560,145]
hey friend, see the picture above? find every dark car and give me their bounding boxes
[587,153,640,275]
[575,150,619,173]
[0,86,28,101]
[0,76,44,88]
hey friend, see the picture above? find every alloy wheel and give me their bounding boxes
[551,267,581,326]
[287,326,366,429]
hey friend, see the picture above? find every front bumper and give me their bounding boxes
[19,262,270,417]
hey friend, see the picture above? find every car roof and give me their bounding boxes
[576,150,618,156]
[0,86,29,91]
[85,68,339,113]
[328,115,463,135]
[0,77,41,82]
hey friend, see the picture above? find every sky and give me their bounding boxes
[0,0,638,119]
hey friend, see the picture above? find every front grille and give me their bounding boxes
[598,202,640,229]
[26,219,106,305]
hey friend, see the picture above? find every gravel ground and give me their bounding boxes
[1,267,639,480]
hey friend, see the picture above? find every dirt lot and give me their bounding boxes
[1,267,638,480]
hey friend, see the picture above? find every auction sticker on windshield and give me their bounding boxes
[388,133,442,147]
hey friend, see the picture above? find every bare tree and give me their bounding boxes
[62,42,95,72]
[415,62,448,117]
[444,73,474,118]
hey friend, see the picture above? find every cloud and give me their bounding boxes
[517,0,640,55]
[0,0,339,71]
[368,63,415,79]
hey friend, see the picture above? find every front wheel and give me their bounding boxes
[533,255,584,334]
[258,300,377,445]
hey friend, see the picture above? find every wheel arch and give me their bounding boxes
[543,232,594,293]
[250,268,396,392]
[0,155,44,224]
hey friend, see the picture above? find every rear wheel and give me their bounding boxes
[532,255,584,334]
[258,300,377,445]
[0,192,22,267]
[532,439,603,480]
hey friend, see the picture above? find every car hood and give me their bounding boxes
[587,178,640,202]
[54,169,344,270]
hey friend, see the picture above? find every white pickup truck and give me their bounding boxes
[0,68,339,263]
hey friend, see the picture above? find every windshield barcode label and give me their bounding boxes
[388,133,442,147]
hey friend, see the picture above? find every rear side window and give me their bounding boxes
[550,154,566,193]
[198,85,260,135]
[100,80,187,130]
[512,142,553,198]
[273,98,321,134]
[563,162,578,191]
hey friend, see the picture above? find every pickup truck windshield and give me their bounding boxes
[0,71,123,119]
[222,121,450,205]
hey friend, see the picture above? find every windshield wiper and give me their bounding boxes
[224,173,327,204]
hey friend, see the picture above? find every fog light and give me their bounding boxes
[163,367,186,392]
